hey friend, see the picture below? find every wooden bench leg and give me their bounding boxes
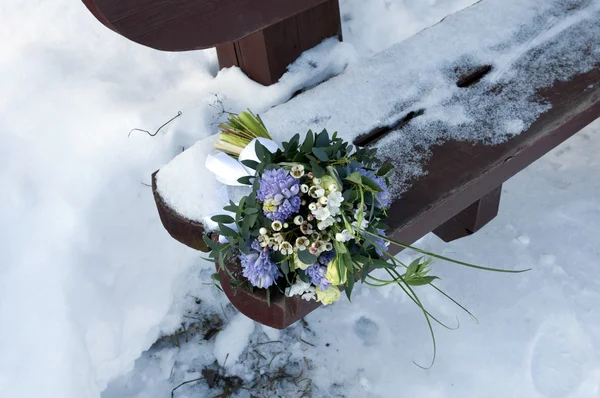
[216,0,342,86]
[433,185,502,242]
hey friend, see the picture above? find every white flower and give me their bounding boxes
[308,203,317,211]
[283,223,289,228]
[309,186,325,198]
[258,234,270,247]
[324,242,333,251]
[285,280,316,301]
[335,229,354,242]
[294,215,304,225]
[328,205,341,217]
[280,241,293,255]
[301,184,309,193]
[312,177,321,185]
[310,241,324,255]
[273,233,284,244]
[317,216,335,231]
[351,219,369,231]
[319,196,328,205]
[271,221,282,231]
[328,191,344,208]
[300,222,313,235]
[295,237,310,250]
[301,290,317,301]
[312,207,331,221]
[259,227,268,235]
[290,165,305,179]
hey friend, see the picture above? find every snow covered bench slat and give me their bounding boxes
[152,0,600,328]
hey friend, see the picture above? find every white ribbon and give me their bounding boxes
[204,137,280,240]
[205,137,280,187]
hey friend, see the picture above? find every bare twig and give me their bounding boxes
[129,111,182,137]
[298,338,315,347]
[171,376,204,398]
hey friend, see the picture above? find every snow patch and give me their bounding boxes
[214,313,255,368]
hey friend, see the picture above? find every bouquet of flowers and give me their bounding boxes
[204,110,524,361]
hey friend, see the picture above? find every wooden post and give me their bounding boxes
[216,0,342,85]
[433,186,502,242]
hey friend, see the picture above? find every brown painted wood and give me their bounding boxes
[216,0,342,85]
[81,0,332,51]
[152,171,209,252]
[216,259,321,329]
[386,67,600,250]
[152,66,600,329]
[433,185,502,242]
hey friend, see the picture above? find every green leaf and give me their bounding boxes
[406,257,424,276]
[333,239,348,254]
[315,129,330,147]
[218,223,238,237]
[377,162,394,177]
[406,276,440,286]
[361,175,384,192]
[345,275,355,301]
[203,234,221,251]
[211,215,235,224]
[244,207,259,215]
[345,171,362,185]
[255,141,266,160]
[351,253,391,269]
[298,250,317,265]
[280,260,290,275]
[241,159,259,170]
[270,251,286,263]
[312,147,329,162]
[309,159,326,178]
[223,204,238,213]
[300,130,314,153]
[239,239,249,255]
[237,176,254,185]
[247,213,258,228]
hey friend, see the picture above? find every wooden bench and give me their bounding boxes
[82,0,342,85]
[85,0,600,329]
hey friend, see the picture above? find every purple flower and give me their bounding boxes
[353,167,391,209]
[373,228,388,256]
[240,241,281,289]
[256,168,301,221]
[306,264,331,291]
[318,250,336,266]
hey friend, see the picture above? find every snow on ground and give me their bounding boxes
[1,0,598,398]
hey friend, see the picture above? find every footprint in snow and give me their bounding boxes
[529,315,594,398]
[354,316,379,346]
